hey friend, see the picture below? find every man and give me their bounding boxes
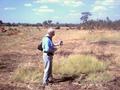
[42,28,63,86]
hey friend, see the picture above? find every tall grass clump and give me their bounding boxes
[53,55,107,76]
[12,65,43,83]
[85,72,112,83]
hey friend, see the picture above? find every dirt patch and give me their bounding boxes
[90,40,120,46]
[0,83,29,90]
[0,52,39,83]
[0,52,40,70]
[0,53,21,72]
[25,76,120,90]
[103,77,120,90]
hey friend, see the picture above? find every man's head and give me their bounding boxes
[47,28,55,37]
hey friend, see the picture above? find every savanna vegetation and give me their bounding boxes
[0,23,120,90]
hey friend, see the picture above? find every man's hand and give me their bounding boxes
[54,40,63,46]
[59,41,63,46]
[54,47,57,51]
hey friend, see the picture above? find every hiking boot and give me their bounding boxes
[48,77,55,83]
[42,83,48,87]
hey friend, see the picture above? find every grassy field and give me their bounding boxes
[0,26,120,90]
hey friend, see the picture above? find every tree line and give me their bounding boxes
[79,12,120,30]
[0,12,120,30]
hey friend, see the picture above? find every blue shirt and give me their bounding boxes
[42,34,55,53]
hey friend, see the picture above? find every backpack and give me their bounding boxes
[37,42,43,51]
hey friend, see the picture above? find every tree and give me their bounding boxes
[80,12,92,23]
[42,20,52,27]
[48,20,52,25]
[106,17,110,22]
[0,20,3,25]
[43,21,48,26]
[55,22,60,29]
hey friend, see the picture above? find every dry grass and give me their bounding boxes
[84,72,112,84]
[54,30,120,42]
[53,55,107,76]
[54,30,120,67]
[12,54,108,83]
[1,27,119,84]
[0,26,46,51]
[12,62,43,83]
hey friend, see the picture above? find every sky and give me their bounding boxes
[0,0,120,24]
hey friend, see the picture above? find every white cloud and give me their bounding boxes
[63,0,84,7]
[102,0,120,6]
[34,0,42,3]
[89,0,120,20]
[91,0,119,15]
[4,7,16,10]
[34,0,59,3]
[94,0,120,8]
[34,0,84,7]
[33,5,54,13]
[24,3,32,7]
[92,6,107,13]
[48,0,59,3]
[40,5,48,9]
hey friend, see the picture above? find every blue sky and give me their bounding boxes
[0,0,120,24]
